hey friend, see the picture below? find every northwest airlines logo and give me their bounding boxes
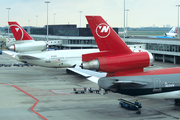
[96,23,110,38]
[9,24,24,40]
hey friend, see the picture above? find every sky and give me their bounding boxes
[0,0,180,28]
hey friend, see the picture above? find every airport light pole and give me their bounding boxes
[36,15,38,27]
[6,8,11,38]
[123,0,125,39]
[79,11,82,28]
[177,5,180,39]
[28,20,30,26]
[125,9,129,37]
[54,14,56,25]
[28,20,30,33]
[45,1,50,42]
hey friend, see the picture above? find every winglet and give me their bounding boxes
[8,22,33,41]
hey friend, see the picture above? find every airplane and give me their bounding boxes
[7,22,47,52]
[68,16,180,104]
[164,27,177,37]
[148,27,177,39]
[118,30,126,34]
[3,21,150,68]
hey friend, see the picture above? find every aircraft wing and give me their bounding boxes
[3,50,19,58]
[66,68,107,84]
[67,68,147,88]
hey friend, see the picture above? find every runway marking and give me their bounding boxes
[0,83,47,120]
[51,90,73,95]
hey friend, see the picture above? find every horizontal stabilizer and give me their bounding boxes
[67,68,92,77]
[87,76,100,84]
[66,68,107,84]
[3,50,19,58]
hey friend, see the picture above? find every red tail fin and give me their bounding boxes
[86,16,132,55]
[81,16,153,76]
[8,22,33,41]
[175,27,178,33]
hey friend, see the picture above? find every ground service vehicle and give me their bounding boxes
[119,99,142,110]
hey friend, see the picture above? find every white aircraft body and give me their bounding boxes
[4,21,151,68]
[4,46,148,68]
[12,49,99,68]
[164,27,177,37]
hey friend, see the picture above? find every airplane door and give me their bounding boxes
[153,78,162,92]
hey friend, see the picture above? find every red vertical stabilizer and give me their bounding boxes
[81,16,153,77]
[83,16,132,61]
[8,22,33,41]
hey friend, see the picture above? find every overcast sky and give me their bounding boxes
[0,0,180,28]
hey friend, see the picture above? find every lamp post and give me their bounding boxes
[176,5,180,39]
[54,14,56,25]
[123,0,125,39]
[6,8,11,38]
[45,1,50,42]
[79,11,82,28]
[125,9,129,36]
[36,15,38,27]
[28,20,30,26]
[28,20,30,33]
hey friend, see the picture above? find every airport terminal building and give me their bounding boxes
[30,24,118,37]
[29,34,180,64]
[2,24,180,64]
[124,37,180,64]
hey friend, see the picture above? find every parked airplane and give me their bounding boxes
[7,22,46,52]
[148,27,177,39]
[4,21,150,68]
[68,16,180,104]
[118,30,126,34]
[164,27,177,37]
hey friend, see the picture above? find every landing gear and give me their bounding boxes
[174,99,180,105]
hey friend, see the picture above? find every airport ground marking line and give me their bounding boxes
[0,83,47,120]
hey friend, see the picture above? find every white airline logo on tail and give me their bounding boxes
[15,28,20,32]
[9,24,24,40]
[96,23,110,38]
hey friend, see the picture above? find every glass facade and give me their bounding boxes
[30,24,118,37]
[146,43,179,52]
[126,42,180,53]
[31,28,47,35]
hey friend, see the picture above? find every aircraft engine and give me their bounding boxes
[80,52,153,73]
[8,41,46,52]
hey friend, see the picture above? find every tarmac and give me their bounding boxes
[0,53,180,120]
